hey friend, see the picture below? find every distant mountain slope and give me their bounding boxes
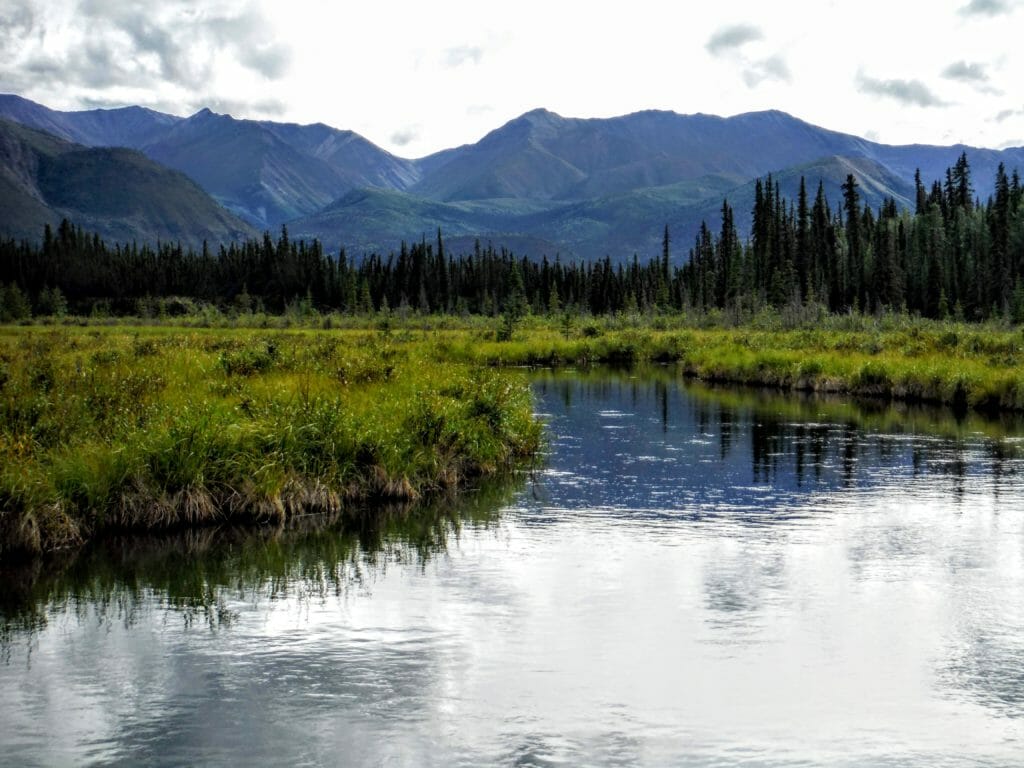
[410,108,1023,205]
[289,162,904,261]
[869,142,1024,201]
[515,155,913,260]
[288,188,541,254]
[0,94,181,148]
[515,175,746,258]
[0,95,419,229]
[410,109,850,202]
[669,155,917,253]
[2,94,1023,260]
[141,109,347,227]
[0,119,256,245]
[142,110,424,227]
[260,120,419,189]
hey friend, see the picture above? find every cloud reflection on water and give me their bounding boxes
[2,369,1024,766]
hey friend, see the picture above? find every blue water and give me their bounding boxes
[2,370,1023,766]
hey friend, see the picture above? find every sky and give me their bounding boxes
[1,0,1022,158]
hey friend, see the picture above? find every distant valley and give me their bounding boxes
[1,94,1022,260]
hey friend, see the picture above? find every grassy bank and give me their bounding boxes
[0,327,541,557]
[444,321,1024,413]
[6,313,1024,556]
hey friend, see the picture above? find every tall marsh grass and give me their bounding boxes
[442,321,1024,413]
[0,327,541,556]
[6,314,1024,556]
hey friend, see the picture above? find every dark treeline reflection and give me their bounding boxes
[531,366,1024,515]
[0,479,518,645]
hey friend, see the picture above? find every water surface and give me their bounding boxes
[3,368,1024,766]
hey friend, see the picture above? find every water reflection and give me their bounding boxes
[1,482,516,641]
[2,369,1024,766]
[529,366,1024,521]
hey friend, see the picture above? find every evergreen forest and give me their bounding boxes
[2,155,1023,323]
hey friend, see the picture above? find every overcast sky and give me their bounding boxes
[1,0,1022,157]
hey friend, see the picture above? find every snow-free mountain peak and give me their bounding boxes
[2,94,1023,260]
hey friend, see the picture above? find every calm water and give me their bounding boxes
[3,368,1024,767]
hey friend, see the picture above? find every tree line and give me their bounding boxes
[1,154,1022,322]
[683,154,1024,320]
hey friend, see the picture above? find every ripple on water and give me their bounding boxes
[3,374,1024,766]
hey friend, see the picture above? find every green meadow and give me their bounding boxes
[4,311,1024,555]
[441,314,1024,412]
[0,326,541,556]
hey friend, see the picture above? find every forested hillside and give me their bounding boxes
[2,156,1021,322]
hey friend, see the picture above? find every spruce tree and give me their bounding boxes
[841,175,862,309]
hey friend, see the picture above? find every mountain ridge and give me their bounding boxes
[2,94,1023,260]
[0,95,419,229]
[0,118,257,246]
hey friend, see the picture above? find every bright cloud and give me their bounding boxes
[1,0,1022,155]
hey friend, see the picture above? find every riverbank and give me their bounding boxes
[0,327,541,556]
[5,315,1024,556]
[447,321,1024,413]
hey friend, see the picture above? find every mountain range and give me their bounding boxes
[2,94,1022,261]
[0,117,255,246]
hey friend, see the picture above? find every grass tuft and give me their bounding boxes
[0,327,541,556]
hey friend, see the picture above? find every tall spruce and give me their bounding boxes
[841,174,862,309]
[3,159,1023,323]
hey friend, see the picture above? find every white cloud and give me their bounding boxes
[958,0,1014,16]
[743,56,792,88]
[2,0,1023,155]
[441,45,483,68]
[0,0,291,117]
[706,24,763,56]
[941,61,989,82]
[856,72,949,108]
[389,126,420,147]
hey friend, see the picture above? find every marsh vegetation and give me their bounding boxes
[0,327,540,556]
[5,306,1024,556]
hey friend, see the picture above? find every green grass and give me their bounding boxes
[437,318,1024,413]
[0,327,541,556]
[6,310,1024,556]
